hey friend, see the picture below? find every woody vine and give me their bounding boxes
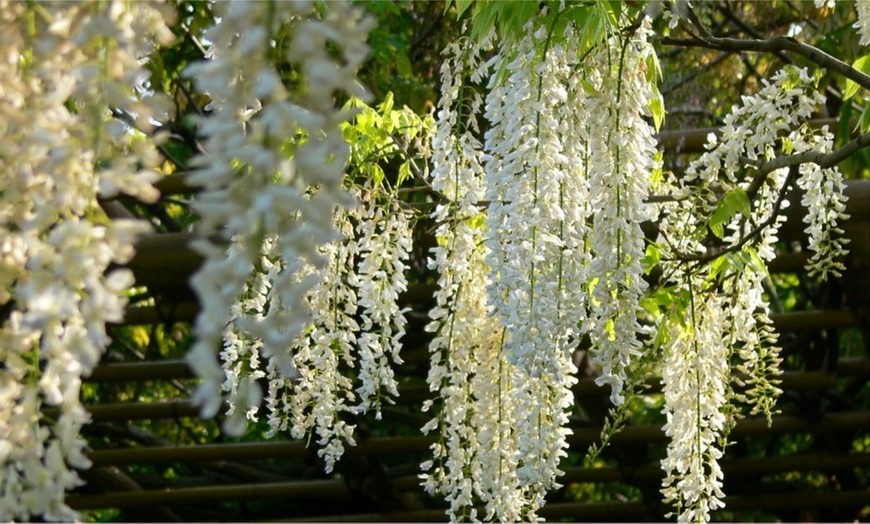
[0,0,868,522]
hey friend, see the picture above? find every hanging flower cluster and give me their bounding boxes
[183,1,377,435]
[482,18,588,519]
[282,204,361,473]
[856,0,870,46]
[583,22,662,406]
[188,5,430,462]
[656,65,847,522]
[275,191,412,472]
[422,14,663,521]
[2,2,863,522]
[0,2,171,520]
[354,193,413,418]
[220,187,414,472]
[796,129,851,279]
[421,29,520,521]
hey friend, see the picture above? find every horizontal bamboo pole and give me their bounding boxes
[280,489,870,523]
[722,489,870,513]
[56,369,851,423]
[118,294,860,334]
[67,479,352,510]
[391,452,870,492]
[283,501,652,523]
[88,360,194,382]
[772,309,858,331]
[88,440,311,467]
[114,286,438,325]
[76,358,867,423]
[85,411,869,467]
[44,401,200,423]
[70,455,869,514]
[560,452,870,486]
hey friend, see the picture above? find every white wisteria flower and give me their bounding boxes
[354,190,413,418]
[655,65,847,521]
[421,26,535,522]
[184,0,375,438]
[856,0,870,46]
[795,129,851,279]
[0,1,171,520]
[583,20,661,407]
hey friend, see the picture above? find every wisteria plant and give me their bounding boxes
[1,0,869,522]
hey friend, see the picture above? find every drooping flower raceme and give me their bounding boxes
[421,29,528,521]
[481,17,597,519]
[659,284,730,523]
[856,0,870,46]
[0,2,171,520]
[656,66,846,522]
[251,186,413,472]
[219,237,276,435]
[583,22,662,407]
[205,93,422,470]
[284,206,361,473]
[795,129,851,279]
[183,1,375,436]
[423,14,667,521]
[355,191,413,418]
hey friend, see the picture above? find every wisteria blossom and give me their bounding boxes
[184,1,375,435]
[856,0,870,46]
[656,65,848,521]
[796,130,851,279]
[0,2,170,520]
[354,191,413,418]
[583,21,662,407]
[421,29,514,521]
[0,3,864,523]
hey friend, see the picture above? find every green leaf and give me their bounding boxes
[781,136,793,155]
[467,214,486,229]
[843,54,870,100]
[580,76,598,95]
[398,161,412,186]
[709,187,751,238]
[470,2,498,44]
[782,67,798,91]
[724,252,745,272]
[729,187,752,218]
[453,0,473,18]
[859,105,870,134]
[744,246,771,280]
[370,164,385,188]
[602,0,621,25]
[648,88,665,132]
[709,254,730,280]
[649,151,665,190]
[379,91,395,118]
[640,243,661,275]
[645,50,662,83]
[578,8,603,56]
[395,52,412,77]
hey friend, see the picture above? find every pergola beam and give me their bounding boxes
[84,411,869,467]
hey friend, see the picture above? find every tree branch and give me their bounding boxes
[746,131,870,200]
[661,35,870,91]
[671,166,800,265]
